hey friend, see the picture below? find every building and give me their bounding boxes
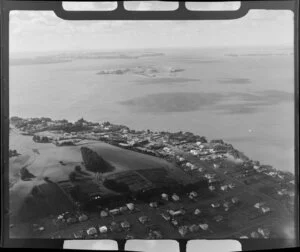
[209,185,216,191]
[199,223,208,231]
[220,185,228,191]
[261,206,271,214]
[121,221,131,230]
[258,227,270,238]
[231,197,240,204]
[169,209,185,217]
[194,209,201,215]
[161,213,171,221]
[138,216,149,224]
[86,227,97,236]
[214,215,223,222]
[78,214,88,222]
[100,210,108,218]
[161,193,169,201]
[171,219,179,227]
[172,194,180,201]
[178,226,188,237]
[189,224,200,232]
[109,209,120,216]
[213,163,220,169]
[99,226,108,234]
[254,202,266,209]
[119,206,128,213]
[250,231,259,238]
[189,191,198,199]
[211,202,220,208]
[149,202,158,208]
[228,183,236,189]
[126,203,135,211]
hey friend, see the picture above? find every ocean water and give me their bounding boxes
[9,47,295,173]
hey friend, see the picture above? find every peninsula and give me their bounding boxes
[9,116,295,240]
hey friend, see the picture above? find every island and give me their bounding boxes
[8,116,295,240]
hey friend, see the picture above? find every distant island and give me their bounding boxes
[97,65,184,78]
[10,52,165,66]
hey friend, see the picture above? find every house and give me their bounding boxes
[214,215,223,222]
[261,206,271,214]
[161,213,171,221]
[258,227,270,238]
[150,230,163,239]
[100,210,108,218]
[204,173,215,179]
[253,165,260,170]
[109,209,120,216]
[78,214,88,222]
[172,194,180,201]
[110,221,121,233]
[220,185,228,191]
[190,150,199,156]
[163,147,171,153]
[161,193,169,201]
[189,224,200,232]
[169,209,185,217]
[86,227,97,236]
[228,183,235,189]
[209,178,218,184]
[239,236,249,239]
[199,223,208,231]
[189,191,198,199]
[209,185,216,191]
[73,230,84,238]
[138,216,149,224]
[178,226,188,237]
[231,197,240,204]
[213,163,220,169]
[250,231,259,238]
[119,206,128,213]
[66,217,77,224]
[186,162,193,168]
[211,202,220,208]
[149,202,158,208]
[120,221,131,230]
[223,201,231,209]
[171,219,179,227]
[194,209,201,215]
[126,203,135,211]
[254,202,265,209]
[99,226,108,234]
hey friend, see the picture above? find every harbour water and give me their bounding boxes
[9,47,295,173]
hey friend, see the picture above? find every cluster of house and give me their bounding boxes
[98,203,136,218]
[211,197,240,212]
[85,219,132,238]
[253,202,271,215]
[177,223,210,237]
[56,211,89,225]
[240,227,271,239]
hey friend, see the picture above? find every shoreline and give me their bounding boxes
[9,116,294,177]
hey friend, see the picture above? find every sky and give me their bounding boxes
[9,1,293,53]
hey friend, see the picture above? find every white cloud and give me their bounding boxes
[9,9,293,53]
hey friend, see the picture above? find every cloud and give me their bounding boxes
[9,9,293,53]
